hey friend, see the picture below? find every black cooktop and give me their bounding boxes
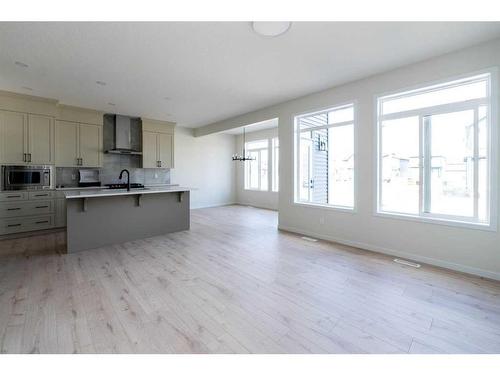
[105,183,145,190]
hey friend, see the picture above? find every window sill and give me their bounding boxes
[243,188,272,193]
[374,211,496,232]
[293,201,356,213]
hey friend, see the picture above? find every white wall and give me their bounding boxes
[196,38,500,280]
[172,127,236,209]
[235,127,279,210]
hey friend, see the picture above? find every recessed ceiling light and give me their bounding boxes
[15,61,29,68]
[252,22,291,37]
[163,97,171,101]
[21,86,33,91]
[96,81,106,86]
[108,102,116,106]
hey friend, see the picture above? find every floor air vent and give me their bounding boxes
[301,236,318,242]
[393,258,421,268]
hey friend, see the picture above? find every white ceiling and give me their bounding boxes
[1,22,500,128]
[222,117,278,135]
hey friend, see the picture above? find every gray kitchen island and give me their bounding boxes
[64,187,191,253]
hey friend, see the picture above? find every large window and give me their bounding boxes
[272,137,279,192]
[244,140,269,191]
[377,73,494,227]
[295,103,355,209]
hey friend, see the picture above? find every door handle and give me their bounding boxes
[36,205,49,209]
[23,153,26,162]
[7,223,22,227]
[28,153,32,162]
[159,160,162,168]
[7,208,21,211]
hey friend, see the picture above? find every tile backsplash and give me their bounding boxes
[56,153,170,188]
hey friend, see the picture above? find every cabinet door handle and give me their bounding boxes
[36,205,49,209]
[23,153,26,162]
[6,195,21,198]
[159,160,162,168]
[35,220,49,224]
[7,223,22,227]
[34,194,49,197]
[7,208,21,211]
[28,153,32,162]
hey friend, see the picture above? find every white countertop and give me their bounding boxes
[56,184,180,191]
[64,186,192,199]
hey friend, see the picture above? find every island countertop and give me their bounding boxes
[64,186,193,199]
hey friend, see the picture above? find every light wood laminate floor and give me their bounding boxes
[1,205,500,353]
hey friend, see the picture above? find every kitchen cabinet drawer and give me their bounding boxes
[0,200,54,218]
[28,191,55,200]
[0,192,29,202]
[0,215,54,235]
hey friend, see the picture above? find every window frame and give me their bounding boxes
[375,69,498,231]
[272,137,279,192]
[293,101,357,212]
[244,141,269,191]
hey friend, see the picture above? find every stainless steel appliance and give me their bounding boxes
[1,165,54,191]
[78,169,101,187]
[106,114,142,155]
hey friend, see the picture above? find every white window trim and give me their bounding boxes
[272,137,279,192]
[374,68,498,231]
[244,145,269,191]
[293,101,357,212]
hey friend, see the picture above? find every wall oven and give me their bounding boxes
[1,165,54,191]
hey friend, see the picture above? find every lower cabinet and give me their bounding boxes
[0,191,67,236]
[0,215,54,235]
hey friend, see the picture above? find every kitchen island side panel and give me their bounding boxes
[66,191,190,253]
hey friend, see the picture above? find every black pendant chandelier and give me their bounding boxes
[232,127,256,161]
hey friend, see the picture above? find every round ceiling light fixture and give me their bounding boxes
[252,22,291,37]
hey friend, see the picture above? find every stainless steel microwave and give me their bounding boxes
[1,165,54,191]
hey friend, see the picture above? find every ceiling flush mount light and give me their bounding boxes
[15,61,29,68]
[252,22,291,37]
[232,127,256,162]
[96,81,106,86]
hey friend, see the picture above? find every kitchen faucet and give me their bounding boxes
[119,169,130,191]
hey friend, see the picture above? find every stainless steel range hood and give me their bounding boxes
[106,115,142,155]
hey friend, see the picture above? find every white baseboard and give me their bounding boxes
[191,202,237,210]
[235,202,278,211]
[278,224,500,282]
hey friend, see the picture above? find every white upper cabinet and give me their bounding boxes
[142,131,159,168]
[158,132,173,168]
[55,120,79,167]
[0,110,27,164]
[0,110,54,165]
[78,123,101,167]
[55,120,102,167]
[27,114,54,164]
[142,118,175,169]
